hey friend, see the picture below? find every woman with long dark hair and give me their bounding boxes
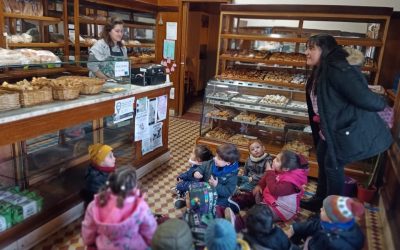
[87,17,128,80]
[300,34,392,211]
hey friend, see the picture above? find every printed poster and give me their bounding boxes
[134,97,149,141]
[113,97,135,124]
[163,40,175,60]
[148,98,157,125]
[166,22,177,40]
[142,122,163,155]
[156,95,168,122]
[136,97,148,114]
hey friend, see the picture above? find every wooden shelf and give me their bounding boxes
[220,33,383,47]
[220,54,306,67]
[8,43,64,48]
[0,67,66,81]
[3,13,62,23]
[216,75,306,90]
[126,43,155,48]
[74,18,155,29]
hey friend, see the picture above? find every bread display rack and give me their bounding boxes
[197,4,392,178]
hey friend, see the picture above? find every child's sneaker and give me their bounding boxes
[224,207,236,226]
[170,186,178,194]
[174,198,186,209]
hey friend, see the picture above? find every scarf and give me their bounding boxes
[250,153,268,163]
[321,218,355,232]
[211,161,239,177]
[92,163,115,173]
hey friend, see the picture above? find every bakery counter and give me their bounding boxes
[0,83,172,145]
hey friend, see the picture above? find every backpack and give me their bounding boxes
[187,182,217,216]
[183,182,218,248]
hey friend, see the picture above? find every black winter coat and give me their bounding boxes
[84,165,110,199]
[244,226,300,250]
[292,218,364,250]
[307,48,392,163]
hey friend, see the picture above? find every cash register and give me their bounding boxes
[131,64,166,86]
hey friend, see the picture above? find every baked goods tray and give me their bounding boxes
[230,94,261,104]
[207,99,308,119]
[206,115,231,121]
[231,118,258,126]
[286,100,307,111]
[257,123,285,131]
[206,94,237,101]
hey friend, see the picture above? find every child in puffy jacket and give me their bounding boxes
[253,150,309,221]
[82,166,157,250]
[83,143,116,203]
[175,144,213,197]
[285,195,365,250]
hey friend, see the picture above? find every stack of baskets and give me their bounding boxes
[0,90,20,111]
[1,79,53,107]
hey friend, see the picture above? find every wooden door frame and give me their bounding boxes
[177,0,229,116]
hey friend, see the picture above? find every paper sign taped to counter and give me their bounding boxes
[142,122,163,155]
[134,111,149,141]
[148,98,157,125]
[114,61,130,77]
[113,97,135,124]
[157,95,168,122]
[136,97,148,114]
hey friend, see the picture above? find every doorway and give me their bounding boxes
[178,2,226,116]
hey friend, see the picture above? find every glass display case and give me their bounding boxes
[200,78,315,161]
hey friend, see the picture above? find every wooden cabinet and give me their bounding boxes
[197,4,392,178]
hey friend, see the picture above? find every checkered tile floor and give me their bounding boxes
[32,117,387,250]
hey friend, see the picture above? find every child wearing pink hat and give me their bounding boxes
[285,195,365,250]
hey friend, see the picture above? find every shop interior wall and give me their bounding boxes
[233,0,400,10]
[156,11,179,112]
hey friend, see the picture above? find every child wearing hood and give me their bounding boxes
[285,195,365,250]
[205,218,250,250]
[82,166,157,250]
[253,150,309,221]
[84,143,116,202]
[193,143,241,216]
[244,204,299,250]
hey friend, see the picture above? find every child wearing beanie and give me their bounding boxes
[205,218,250,250]
[285,195,365,250]
[244,204,298,250]
[83,143,116,202]
[152,218,194,250]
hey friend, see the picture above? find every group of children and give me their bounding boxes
[80,141,366,250]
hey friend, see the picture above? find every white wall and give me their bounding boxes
[233,0,400,11]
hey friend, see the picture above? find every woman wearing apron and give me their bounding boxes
[87,17,128,80]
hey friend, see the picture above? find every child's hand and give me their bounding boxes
[252,185,262,196]
[209,175,218,187]
[284,225,295,238]
[248,176,253,183]
[194,171,203,179]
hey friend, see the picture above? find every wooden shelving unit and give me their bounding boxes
[199,4,392,178]
[3,13,61,23]
[7,42,64,48]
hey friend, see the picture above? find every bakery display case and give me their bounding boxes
[199,78,315,166]
[198,4,392,178]
[0,54,171,248]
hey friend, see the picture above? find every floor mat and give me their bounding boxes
[31,117,386,250]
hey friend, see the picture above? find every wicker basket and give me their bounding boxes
[80,83,104,95]
[52,85,81,100]
[0,90,20,111]
[1,86,53,107]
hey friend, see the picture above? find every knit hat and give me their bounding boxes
[88,143,113,165]
[205,218,237,250]
[152,219,194,250]
[323,195,365,223]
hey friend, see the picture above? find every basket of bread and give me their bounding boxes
[0,90,20,111]
[57,76,105,95]
[1,79,53,107]
[51,77,82,100]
